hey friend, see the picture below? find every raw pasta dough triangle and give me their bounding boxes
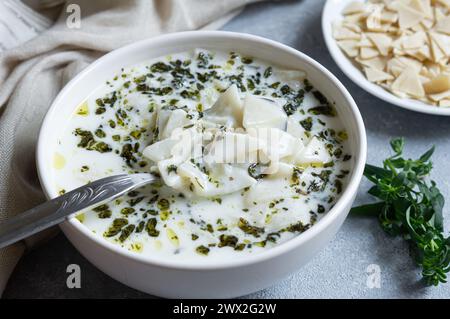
[391,66,425,97]
[397,4,425,29]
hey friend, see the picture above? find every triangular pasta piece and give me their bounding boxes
[356,56,389,70]
[366,5,383,31]
[357,35,374,48]
[410,0,433,19]
[435,16,450,35]
[380,10,399,23]
[366,33,393,56]
[342,21,362,33]
[364,67,395,82]
[391,66,425,97]
[429,32,450,55]
[434,7,446,22]
[333,23,361,40]
[242,95,287,130]
[294,136,331,165]
[403,48,427,61]
[387,56,423,74]
[416,43,432,60]
[396,4,425,29]
[402,32,427,50]
[360,46,380,59]
[203,84,243,128]
[411,23,427,32]
[429,89,450,101]
[337,40,359,57]
[428,32,446,62]
[421,18,435,29]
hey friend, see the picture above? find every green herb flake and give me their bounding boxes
[120,207,135,215]
[112,134,120,141]
[197,52,210,68]
[238,218,264,237]
[104,218,128,237]
[108,120,116,128]
[264,66,273,78]
[218,234,239,248]
[241,57,253,64]
[157,198,170,211]
[120,143,137,165]
[308,104,336,117]
[119,224,135,242]
[95,107,106,115]
[303,79,313,92]
[284,221,309,233]
[92,204,108,212]
[196,245,210,255]
[150,62,171,73]
[128,196,144,207]
[167,165,178,174]
[300,117,313,131]
[248,163,267,180]
[95,129,106,138]
[146,218,160,237]
[74,128,112,153]
[130,130,142,140]
[98,210,112,219]
[135,221,145,233]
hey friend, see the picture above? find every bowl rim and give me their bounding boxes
[37,30,367,270]
[322,0,450,116]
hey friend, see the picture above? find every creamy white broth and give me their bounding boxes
[52,49,352,260]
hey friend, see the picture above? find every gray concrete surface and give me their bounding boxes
[4,0,450,299]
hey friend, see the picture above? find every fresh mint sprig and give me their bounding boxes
[351,138,450,285]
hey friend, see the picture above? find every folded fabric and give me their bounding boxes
[0,0,262,296]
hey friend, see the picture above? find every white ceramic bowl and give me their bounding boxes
[322,0,450,116]
[37,31,367,298]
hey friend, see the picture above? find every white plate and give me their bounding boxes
[322,0,450,116]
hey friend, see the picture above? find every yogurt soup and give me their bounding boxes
[52,49,352,260]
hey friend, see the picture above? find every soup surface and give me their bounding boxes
[52,49,352,260]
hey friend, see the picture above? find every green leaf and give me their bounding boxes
[404,206,421,242]
[419,146,435,162]
[367,185,381,197]
[389,157,406,168]
[350,202,385,216]
[390,137,405,155]
[351,138,450,286]
[431,192,444,231]
[364,164,391,179]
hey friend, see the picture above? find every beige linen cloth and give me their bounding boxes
[0,0,262,296]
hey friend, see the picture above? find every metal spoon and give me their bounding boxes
[0,173,157,249]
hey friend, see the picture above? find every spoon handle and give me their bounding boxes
[0,173,156,249]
